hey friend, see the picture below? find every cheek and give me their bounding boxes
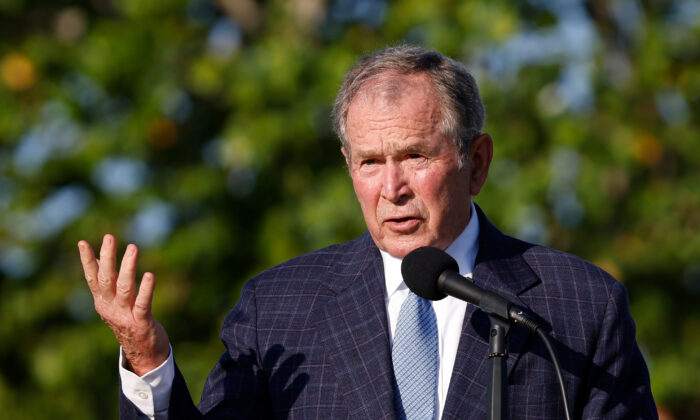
[411,170,465,214]
[352,178,379,213]
[411,171,448,202]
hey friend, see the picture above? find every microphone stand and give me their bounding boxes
[439,272,514,419]
[486,315,510,420]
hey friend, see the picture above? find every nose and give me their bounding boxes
[381,161,410,203]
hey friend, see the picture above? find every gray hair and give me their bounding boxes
[332,45,485,166]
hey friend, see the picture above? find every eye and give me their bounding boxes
[362,159,377,165]
[408,153,422,159]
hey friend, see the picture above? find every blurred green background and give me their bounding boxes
[0,0,698,418]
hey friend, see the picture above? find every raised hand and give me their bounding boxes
[78,234,170,376]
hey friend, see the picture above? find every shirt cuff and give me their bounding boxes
[119,345,175,419]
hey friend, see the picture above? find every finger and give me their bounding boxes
[134,272,155,320]
[115,244,138,309]
[97,234,118,299]
[78,240,99,293]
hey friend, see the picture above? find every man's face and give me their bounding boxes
[343,73,472,258]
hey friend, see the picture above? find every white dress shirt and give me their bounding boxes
[119,345,174,419]
[120,202,480,420]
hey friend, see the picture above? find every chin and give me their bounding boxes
[381,239,434,259]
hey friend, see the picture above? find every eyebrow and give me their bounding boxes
[351,141,436,160]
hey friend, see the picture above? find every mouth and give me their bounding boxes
[384,216,421,232]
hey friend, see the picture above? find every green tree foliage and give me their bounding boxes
[0,0,698,418]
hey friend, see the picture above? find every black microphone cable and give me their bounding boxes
[511,306,572,420]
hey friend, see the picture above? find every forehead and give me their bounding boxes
[345,73,444,149]
[352,72,437,110]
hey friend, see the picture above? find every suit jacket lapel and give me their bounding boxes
[317,233,397,419]
[442,205,541,419]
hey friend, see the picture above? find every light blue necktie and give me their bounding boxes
[392,291,439,420]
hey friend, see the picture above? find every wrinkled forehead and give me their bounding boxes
[352,72,437,109]
[344,73,448,158]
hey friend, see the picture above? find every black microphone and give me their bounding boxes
[401,246,541,332]
[402,246,573,419]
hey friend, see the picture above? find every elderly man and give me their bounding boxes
[78,45,656,419]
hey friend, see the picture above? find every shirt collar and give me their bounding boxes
[381,201,481,299]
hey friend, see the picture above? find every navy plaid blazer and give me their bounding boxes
[121,206,656,419]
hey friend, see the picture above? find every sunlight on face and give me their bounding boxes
[344,73,472,258]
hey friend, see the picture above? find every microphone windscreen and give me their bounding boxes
[401,246,459,301]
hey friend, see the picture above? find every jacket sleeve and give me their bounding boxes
[581,281,657,419]
[119,279,272,420]
[192,278,273,419]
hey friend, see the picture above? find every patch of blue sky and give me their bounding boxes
[668,0,700,27]
[33,184,92,239]
[207,17,242,60]
[126,201,177,247]
[92,157,149,196]
[328,0,387,27]
[0,245,36,278]
[478,0,598,114]
[13,101,83,175]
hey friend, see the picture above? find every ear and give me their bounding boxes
[468,134,493,196]
[341,147,350,167]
